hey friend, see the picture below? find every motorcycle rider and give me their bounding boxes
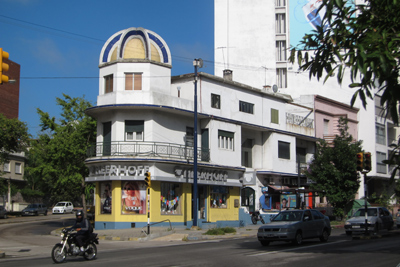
[70,210,92,252]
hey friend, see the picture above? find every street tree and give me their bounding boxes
[0,114,30,195]
[306,118,362,218]
[25,94,96,215]
[289,0,400,182]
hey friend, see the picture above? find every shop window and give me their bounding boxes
[100,182,112,214]
[160,183,182,215]
[121,181,147,215]
[104,74,113,93]
[210,186,228,208]
[211,93,221,109]
[218,130,234,150]
[125,120,144,141]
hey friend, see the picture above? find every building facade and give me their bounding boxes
[85,27,321,229]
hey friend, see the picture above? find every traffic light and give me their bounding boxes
[0,48,9,84]
[144,171,151,187]
[356,152,363,172]
[364,152,372,172]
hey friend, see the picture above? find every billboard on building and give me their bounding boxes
[121,181,147,215]
[289,0,327,48]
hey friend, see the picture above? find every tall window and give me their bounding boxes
[276,0,286,6]
[376,151,387,174]
[324,119,330,135]
[276,41,287,61]
[376,123,386,145]
[3,162,10,172]
[278,141,290,159]
[125,73,143,91]
[15,162,22,174]
[218,130,234,150]
[271,108,279,124]
[211,94,221,109]
[125,121,144,141]
[275,13,286,34]
[239,101,254,114]
[276,68,287,88]
[104,74,113,93]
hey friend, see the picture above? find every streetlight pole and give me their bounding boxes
[192,58,203,228]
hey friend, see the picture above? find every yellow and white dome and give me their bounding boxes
[99,27,172,66]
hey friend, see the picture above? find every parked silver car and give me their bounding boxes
[257,209,331,246]
[344,206,394,235]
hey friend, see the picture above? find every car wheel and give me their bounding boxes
[372,223,379,235]
[260,241,270,246]
[44,210,48,216]
[320,229,329,242]
[345,231,352,236]
[2,214,6,219]
[397,224,400,229]
[292,231,303,245]
[35,211,38,216]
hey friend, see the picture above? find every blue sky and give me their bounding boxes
[1,0,214,137]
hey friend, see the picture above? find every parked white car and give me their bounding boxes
[52,202,74,214]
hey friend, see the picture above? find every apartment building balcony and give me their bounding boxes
[286,112,314,136]
[87,141,210,162]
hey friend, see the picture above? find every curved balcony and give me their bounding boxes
[87,141,210,162]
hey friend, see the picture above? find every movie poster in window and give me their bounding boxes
[101,182,112,214]
[121,181,146,215]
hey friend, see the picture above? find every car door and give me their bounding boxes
[310,210,325,237]
[302,210,314,238]
[381,207,392,229]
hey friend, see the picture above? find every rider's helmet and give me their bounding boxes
[76,210,83,222]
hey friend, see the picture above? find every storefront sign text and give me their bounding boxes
[89,165,150,177]
[174,167,228,182]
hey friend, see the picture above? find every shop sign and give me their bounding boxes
[89,164,150,177]
[174,167,228,182]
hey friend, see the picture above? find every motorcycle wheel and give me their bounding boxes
[84,243,97,260]
[251,215,257,225]
[52,244,67,264]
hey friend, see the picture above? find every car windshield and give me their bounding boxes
[272,211,303,222]
[55,203,66,207]
[353,208,377,217]
[27,204,38,208]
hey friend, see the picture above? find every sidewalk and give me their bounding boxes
[51,224,262,242]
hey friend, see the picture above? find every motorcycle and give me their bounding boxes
[251,210,265,224]
[52,228,99,263]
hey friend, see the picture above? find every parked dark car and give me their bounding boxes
[21,203,48,216]
[396,211,400,229]
[0,205,7,219]
[344,206,393,235]
[257,209,331,246]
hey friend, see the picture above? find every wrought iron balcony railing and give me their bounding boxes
[87,141,210,162]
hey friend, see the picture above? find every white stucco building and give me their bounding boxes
[85,27,321,229]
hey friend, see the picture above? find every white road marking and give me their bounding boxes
[248,240,348,257]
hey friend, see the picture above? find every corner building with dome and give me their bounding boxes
[85,27,316,230]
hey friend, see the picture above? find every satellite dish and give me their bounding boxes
[272,84,278,93]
